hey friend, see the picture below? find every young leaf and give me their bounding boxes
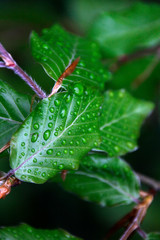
[88,2,160,57]
[53,154,140,207]
[0,80,32,148]
[99,90,154,156]
[30,24,110,91]
[147,233,160,240]
[10,87,102,184]
[0,224,81,240]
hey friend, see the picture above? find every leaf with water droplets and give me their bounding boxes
[10,87,102,183]
[0,224,81,240]
[99,90,154,156]
[53,154,140,207]
[0,80,32,148]
[30,24,110,91]
[147,233,160,240]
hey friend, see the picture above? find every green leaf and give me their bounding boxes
[53,154,140,206]
[67,0,134,32]
[10,87,102,183]
[147,233,160,240]
[99,90,154,156]
[0,80,32,148]
[0,224,81,240]
[30,24,110,91]
[88,2,160,57]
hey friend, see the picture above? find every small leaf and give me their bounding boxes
[88,2,160,57]
[0,224,81,240]
[99,90,154,156]
[147,233,160,240]
[53,154,140,207]
[10,88,102,183]
[0,80,32,148]
[30,24,110,91]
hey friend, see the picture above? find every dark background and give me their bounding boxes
[0,0,160,239]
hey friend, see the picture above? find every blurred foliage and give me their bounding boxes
[0,0,160,240]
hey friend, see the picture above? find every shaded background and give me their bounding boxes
[0,0,160,239]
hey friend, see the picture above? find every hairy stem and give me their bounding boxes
[0,43,46,99]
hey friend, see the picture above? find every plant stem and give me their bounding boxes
[137,172,160,191]
[0,43,46,99]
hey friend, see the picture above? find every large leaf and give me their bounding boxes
[0,224,81,240]
[10,87,102,183]
[67,0,134,32]
[30,24,110,91]
[53,154,140,206]
[0,80,32,148]
[147,233,160,240]
[99,90,154,156]
[88,2,160,57]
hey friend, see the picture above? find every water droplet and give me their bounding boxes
[56,151,61,156]
[48,122,53,128]
[43,44,48,49]
[0,88,6,93]
[66,94,71,103]
[127,142,135,149]
[82,138,86,143]
[64,149,68,154]
[73,83,84,96]
[47,149,53,155]
[94,141,98,147]
[21,142,25,146]
[49,107,54,113]
[24,133,28,136]
[49,115,53,120]
[58,164,64,170]
[42,172,46,177]
[89,73,95,79]
[54,132,58,136]
[31,148,35,153]
[60,108,66,118]
[27,169,31,173]
[21,175,26,179]
[33,123,39,130]
[69,150,74,155]
[114,146,120,152]
[70,140,73,145]
[43,130,51,140]
[59,125,63,131]
[88,127,92,133]
[62,140,66,145]
[76,141,80,146]
[54,99,60,106]
[31,133,38,142]
[53,161,57,166]
[21,152,25,156]
[68,130,71,135]
[33,158,37,163]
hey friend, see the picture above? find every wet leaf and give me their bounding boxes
[30,24,110,91]
[0,224,81,240]
[10,88,102,183]
[53,154,140,206]
[0,80,32,148]
[147,233,160,240]
[99,90,154,156]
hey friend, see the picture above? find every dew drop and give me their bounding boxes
[53,161,57,166]
[69,150,74,155]
[73,83,84,96]
[31,148,35,153]
[49,115,53,120]
[27,169,31,173]
[62,140,66,145]
[21,142,25,146]
[56,151,61,156]
[64,149,68,154]
[58,164,64,170]
[21,175,26,179]
[33,158,37,163]
[31,133,38,142]
[21,152,25,156]
[43,130,51,140]
[47,149,53,155]
[82,138,86,143]
[60,108,66,118]
[114,146,120,152]
[76,141,80,146]
[48,122,53,128]
[33,123,39,130]
[54,99,60,106]
[127,142,134,149]
[66,94,71,103]
[54,132,58,136]
[42,172,46,177]
[68,130,71,135]
[49,107,54,113]
[70,140,73,145]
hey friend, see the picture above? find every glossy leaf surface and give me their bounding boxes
[30,24,110,91]
[147,233,160,240]
[88,2,160,57]
[10,87,102,183]
[0,224,81,240]
[0,80,32,148]
[99,90,154,156]
[54,154,140,206]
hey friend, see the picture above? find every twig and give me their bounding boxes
[0,43,46,99]
[0,141,10,153]
[48,57,80,97]
[137,172,160,191]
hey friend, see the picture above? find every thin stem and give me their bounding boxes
[0,43,46,99]
[0,141,10,153]
[137,172,160,191]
